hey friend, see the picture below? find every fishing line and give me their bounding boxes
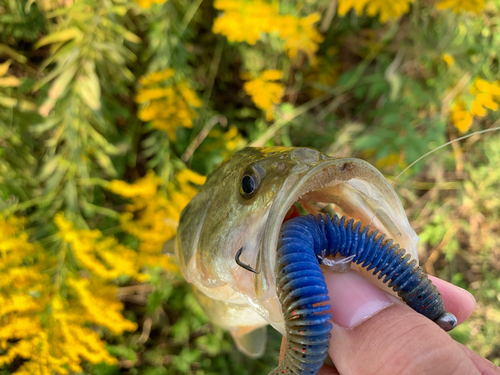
[368,124,500,226]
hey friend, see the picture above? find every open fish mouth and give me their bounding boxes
[255,157,419,333]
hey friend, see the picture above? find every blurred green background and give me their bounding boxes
[0,0,499,374]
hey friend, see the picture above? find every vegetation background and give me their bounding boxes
[1,0,499,374]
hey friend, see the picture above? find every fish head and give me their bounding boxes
[176,147,419,334]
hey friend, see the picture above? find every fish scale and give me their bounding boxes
[270,213,457,375]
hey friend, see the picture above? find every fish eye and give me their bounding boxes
[240,172,259,199]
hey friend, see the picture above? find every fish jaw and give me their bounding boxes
[254,157,419,334]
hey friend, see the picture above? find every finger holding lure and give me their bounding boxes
[298,273,487,375]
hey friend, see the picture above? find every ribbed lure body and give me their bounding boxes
[270,214,456,375]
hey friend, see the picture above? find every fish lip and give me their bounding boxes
[256,157,419,313]
[263,158,378,261]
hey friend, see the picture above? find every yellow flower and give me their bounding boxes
[0,214,134,374]
[243,70,285,121]
[135,87,174,103]
[213,0,323,62]
[108,170,161,199]
[376,153,407,170]
[136,69,201,140]
[212,0,277,44]
[436,0,485,14]
[177,81,202,107]
[451,100,474,133]
[450,78,500,133]
[469,78,500,117]
[139,68,175,86]
[176,168,207,186]
[338,0,413,23]
[55,213,148,282]
[68,278,137,334]
[442,53,455,67]
[203,125,246,157]
[134,0,168,9]
[361,149,406,170]
[473,78,500,95]
[108,169,205,271]
[277,13,324,63]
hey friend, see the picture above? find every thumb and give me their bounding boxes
[324,270,480,375]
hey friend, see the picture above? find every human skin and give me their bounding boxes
[279,272,500,375]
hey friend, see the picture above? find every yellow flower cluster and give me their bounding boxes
[442,53,455,67]
[375,153,407,170]
[108,170,206,270]
[203,125,245,157]
[451,78,500,133]
[212,0,323,62]
[277,13,324,62]
[338,0,414,23]
[136,68,201,141]
[436,0,485,14]
[212,0,277,44]
[54,213,148,282]
[0,214,137,375]
[242,70,285,121]
[134,0,167,8]
[67,278,137,334]
[361,149,406,170]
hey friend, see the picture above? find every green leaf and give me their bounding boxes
[39,156,61,180]
[144,368,168,375]
[90,363,121,375]
[110,5,128,16]
[44,166,66,192]
[47,64,78,102]
[173,348,201,372]
[93,150,118,177]
[107,345,138,362]
[65,179,78,212]
[110,22,142,44]
[0,60,11,77]
[380,113,399,126]
[77,64,101,110]
[0,44,27,63]
[0,94,17,108]
[0,76,21,87]
[87,126,120,155]
[35,27,83,49]
[386,72,403,101]
[30,119,60,134]
[171,318,190,343]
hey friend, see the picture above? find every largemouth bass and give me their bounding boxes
[175,147,420,357]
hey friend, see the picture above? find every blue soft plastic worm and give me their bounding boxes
[269,214,457,375]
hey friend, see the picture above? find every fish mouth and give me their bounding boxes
[256,158,419,330]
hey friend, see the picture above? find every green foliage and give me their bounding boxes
[406,135,500,366]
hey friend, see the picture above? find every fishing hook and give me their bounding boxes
[235,247,260,274]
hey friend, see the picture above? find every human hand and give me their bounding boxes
[280,270,500,375]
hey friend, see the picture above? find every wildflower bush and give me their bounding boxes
[1,0,499,374]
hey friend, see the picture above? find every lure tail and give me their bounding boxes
[269,214,457,375]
